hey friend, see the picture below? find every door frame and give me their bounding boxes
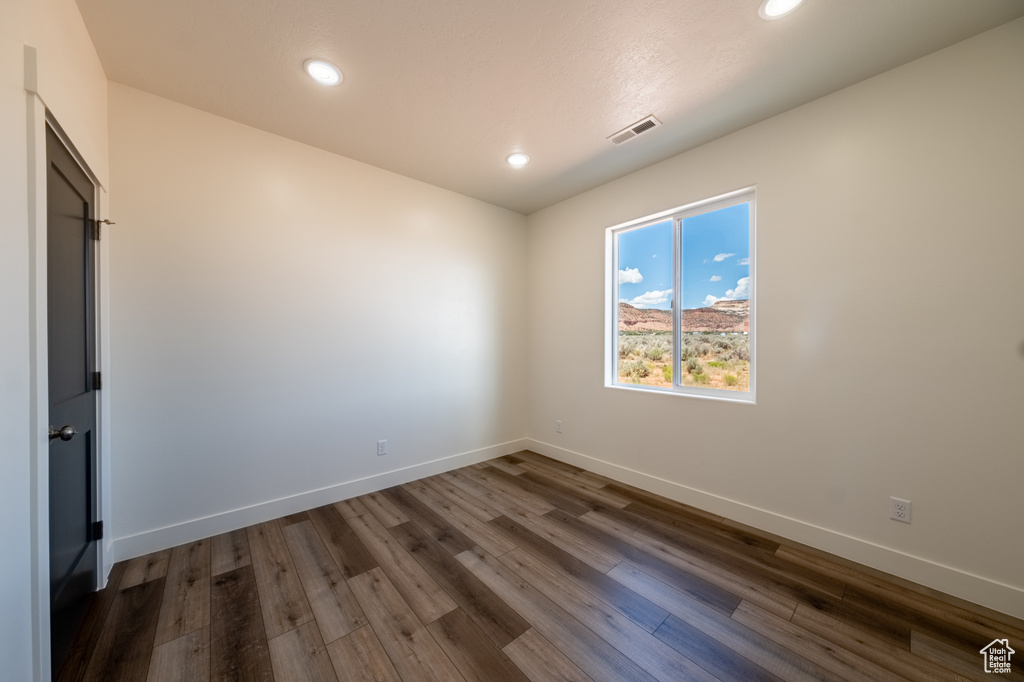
[26,48,113,682]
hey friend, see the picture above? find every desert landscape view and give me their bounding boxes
[618,299,750,391]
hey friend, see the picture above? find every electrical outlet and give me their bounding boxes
[377,440,388,456]
[555,420,563,433]
[890,497,911,523]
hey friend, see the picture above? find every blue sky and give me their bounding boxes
[617,203,750,310]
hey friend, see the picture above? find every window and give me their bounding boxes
[606,188,755,402]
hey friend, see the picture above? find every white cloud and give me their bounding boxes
[726,276,750,299]
[738,257,750,266]
[624,289,672,309]
[703,276,750,308]
[618,267,643,284]
[709,275,721,282]
[713,252,736,262]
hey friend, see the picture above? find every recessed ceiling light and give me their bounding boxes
[506,153,530,168]
[759,0,805,20]
[304,59,342,85]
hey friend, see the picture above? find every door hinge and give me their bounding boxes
[92,371,102,390]
[91,218,115,241]
[90,521,104,542]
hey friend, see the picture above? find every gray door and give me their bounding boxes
[47,123,100,674]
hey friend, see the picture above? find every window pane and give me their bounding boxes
[616,220,673,387]
[679,202,750,392]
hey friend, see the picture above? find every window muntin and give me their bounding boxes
[609,189,755,402]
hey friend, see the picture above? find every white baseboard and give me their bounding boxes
[525,439,1024,621]
[111,438,529,562]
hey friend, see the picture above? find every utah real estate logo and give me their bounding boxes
[980,639,1014,674]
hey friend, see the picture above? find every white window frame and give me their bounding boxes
[605,187,756,403]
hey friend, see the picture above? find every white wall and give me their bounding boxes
[525,18,1024,618]
[107,83,528,557]
[1,0,109,678]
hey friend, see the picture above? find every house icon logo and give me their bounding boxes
[980,639,1014,674]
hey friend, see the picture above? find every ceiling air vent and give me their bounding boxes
[607,115,662,145]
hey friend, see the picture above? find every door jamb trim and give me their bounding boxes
[26,44,111,682]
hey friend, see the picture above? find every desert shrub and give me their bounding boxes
[693,373,708,384]
[626,360,650,381]
[707,361,724,368]
[698,343,712,357]
[680,345,697,360]
[618,338,638,358]
[685,358,703,375]
[662,366,672,382]
[713,337,733,350]
[724,374,738,386]
[730,346,749,362]
[645,346,664,361]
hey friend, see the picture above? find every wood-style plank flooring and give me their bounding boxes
[58,451,1024,681]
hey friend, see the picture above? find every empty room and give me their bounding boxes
[3,0,1023,680]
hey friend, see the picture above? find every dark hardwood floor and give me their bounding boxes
[58,451,1024,681]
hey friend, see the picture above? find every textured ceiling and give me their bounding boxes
[77,0,1024,215]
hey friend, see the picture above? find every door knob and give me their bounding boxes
[49,424,78,441]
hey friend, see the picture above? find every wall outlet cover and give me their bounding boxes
[890,497,912,523]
